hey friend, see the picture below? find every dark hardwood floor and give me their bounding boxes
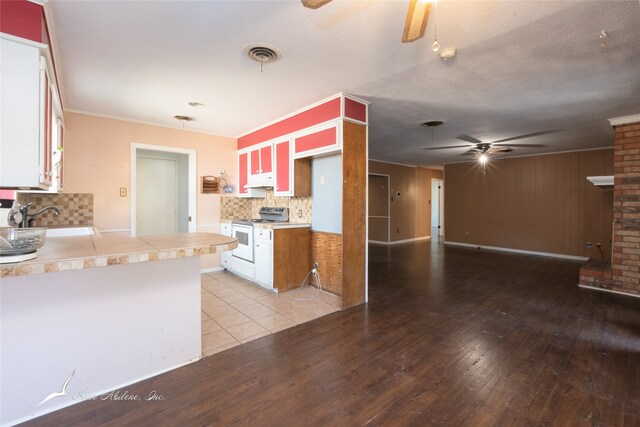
[23,240,640,426]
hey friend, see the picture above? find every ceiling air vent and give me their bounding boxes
[173,115,195,122]
[244,43,282,72]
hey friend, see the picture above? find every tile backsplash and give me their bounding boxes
[220,190,312,223]
[17,192,93,227]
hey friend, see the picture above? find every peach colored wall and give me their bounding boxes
[62,112,237,268]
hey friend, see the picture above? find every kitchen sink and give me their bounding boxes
[46,227,96,237]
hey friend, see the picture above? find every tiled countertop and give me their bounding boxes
[1,233,237,278]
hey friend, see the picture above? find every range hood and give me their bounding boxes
[244,175,274,189]
[587,175,614,189]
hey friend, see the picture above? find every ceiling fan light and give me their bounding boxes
[402,0,432,43]
[478,154,488,164]
[301,0,332,9]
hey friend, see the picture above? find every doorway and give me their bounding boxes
[431,179,444,237]
[368,174,390,243]
[130,144,197,237]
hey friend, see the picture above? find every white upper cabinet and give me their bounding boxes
[0,36,63,191]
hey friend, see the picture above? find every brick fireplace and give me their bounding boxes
[579,116,640,297]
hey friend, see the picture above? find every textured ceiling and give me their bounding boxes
[48,0,640,168]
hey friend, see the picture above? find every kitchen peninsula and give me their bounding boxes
[0,232,236,426]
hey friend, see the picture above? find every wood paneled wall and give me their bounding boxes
[368,161,443,242]
[444,149,614,259]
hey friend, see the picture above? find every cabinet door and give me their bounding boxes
[38,60,52,187]
[254,239,273,288]
[260,146,272,174]
[57,121,64,190]
[238,153,248,195]
[220,223,232,237]
[294,123,340,158]
[275,140,290,195]
[250,149,261,175]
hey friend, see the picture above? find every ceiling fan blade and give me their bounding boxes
[301,0,332,9]
[456,134,484,144]
[499,143,546,148]
[402,0,431,43]
[460,149,479,156]
[492,130,558,144]
[422,144,471,150]
[489,146,514,153]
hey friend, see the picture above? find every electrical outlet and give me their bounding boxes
[586,242,592,248]
[596,242,602,247]
[465,231,470,237]
[320,176,325,185]
[298,209,302,218]
[120,188,127,197]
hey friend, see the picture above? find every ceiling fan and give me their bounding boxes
[423,131,555,157]
[301,0,432,43]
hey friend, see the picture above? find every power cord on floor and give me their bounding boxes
[289,263,323,301]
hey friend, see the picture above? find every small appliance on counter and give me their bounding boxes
[0,227,47,264]
[0,198,13,227]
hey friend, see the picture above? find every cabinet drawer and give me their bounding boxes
[221,223,232,237]
[255,228,272,240]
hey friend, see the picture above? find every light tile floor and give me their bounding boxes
[201,271,341,356]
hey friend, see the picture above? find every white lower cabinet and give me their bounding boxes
[254,229,273,289]
[220,224,275,290]
[220,223,234,270]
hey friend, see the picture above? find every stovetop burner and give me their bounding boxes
[232,207,289,226]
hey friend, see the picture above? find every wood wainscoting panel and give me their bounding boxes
[273,228,310,292]
[310,231,343,296]
[341,120,367,308]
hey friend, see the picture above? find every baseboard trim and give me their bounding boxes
[201,267,224,273]
[578,284,640,299]
[444,241,588,261]
[98,228,130,233]
[369,236,431,245]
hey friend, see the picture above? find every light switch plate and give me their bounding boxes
[120,188,127,197]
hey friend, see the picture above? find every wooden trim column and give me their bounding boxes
[341,121,367,308]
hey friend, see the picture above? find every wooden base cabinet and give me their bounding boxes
[273,227,311,292]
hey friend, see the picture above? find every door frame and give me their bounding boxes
[130,143,197,237]
[368,173,391,243]
[431,178,444,237]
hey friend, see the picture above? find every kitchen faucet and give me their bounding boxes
[8,202,61,228]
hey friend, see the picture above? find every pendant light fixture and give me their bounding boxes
[431,0,440,52]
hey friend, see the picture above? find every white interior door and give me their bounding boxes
[136,157,177,236]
